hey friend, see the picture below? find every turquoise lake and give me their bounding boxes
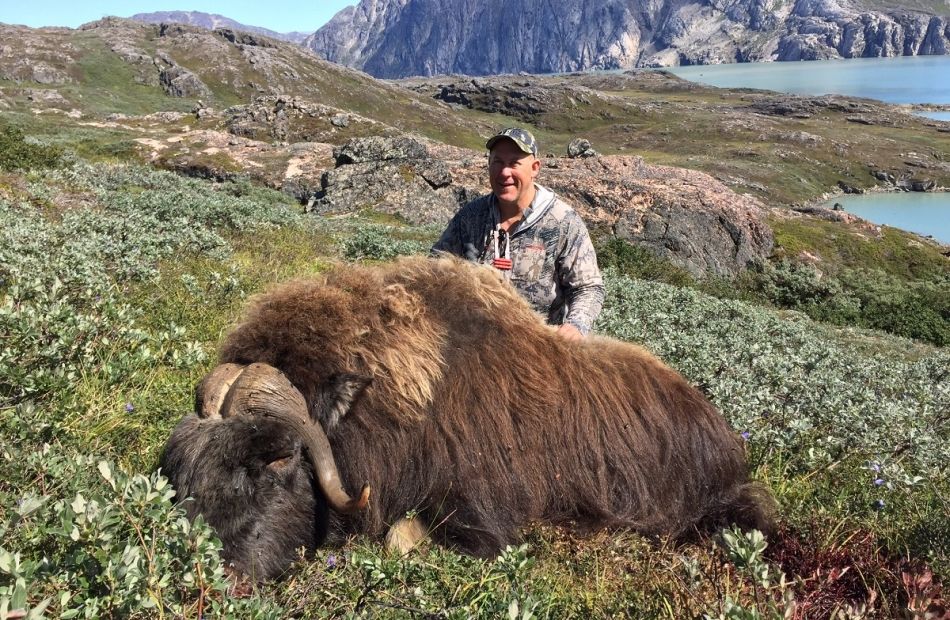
[666,55,950,105]
[668,56,949,241]
[823,193,950,244]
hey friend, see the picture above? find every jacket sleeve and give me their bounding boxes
[431,211,464,257]
[557,214,605,335]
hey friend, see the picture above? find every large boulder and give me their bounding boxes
[540,157,774,277]
[309,136,462,226]
[159,65,212,98]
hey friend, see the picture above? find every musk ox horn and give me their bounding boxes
[194,363,246,419]
[216,362,371,514]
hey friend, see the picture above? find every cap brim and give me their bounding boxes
[486,135,534,155]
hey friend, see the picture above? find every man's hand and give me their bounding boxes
[556,323,583,342]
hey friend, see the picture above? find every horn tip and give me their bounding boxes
[355,484,371,511]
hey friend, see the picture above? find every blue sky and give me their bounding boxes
[0,1,356,33]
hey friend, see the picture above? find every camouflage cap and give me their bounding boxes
[486,127,539,157]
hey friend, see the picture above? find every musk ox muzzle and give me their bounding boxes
[161,256,777,582]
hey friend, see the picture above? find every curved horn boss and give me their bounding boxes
[223,363,371,514]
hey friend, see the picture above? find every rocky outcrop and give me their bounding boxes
[309,136,463,225]
[306,0,950,77]
[225,96,387,144]
[0,24,77,85]
[158,64,212,98]
[540,157,774,276]
[129,11,310,44]
[312,136,773,276]
[567,138,599,158]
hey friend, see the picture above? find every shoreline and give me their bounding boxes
[804,186,950,247]
[810,184,949,206]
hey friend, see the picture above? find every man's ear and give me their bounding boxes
[315,374,372,429]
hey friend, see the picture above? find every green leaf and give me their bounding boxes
[0,550,14,574]
[26,598,51,620]
[97,461,115,490]
[15,496,45,518]
[10,579,26,612]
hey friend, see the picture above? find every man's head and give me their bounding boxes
[486,128,541,212]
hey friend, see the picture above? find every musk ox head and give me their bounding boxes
[160,363,371,581]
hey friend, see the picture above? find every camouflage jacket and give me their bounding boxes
[432,184,604,334]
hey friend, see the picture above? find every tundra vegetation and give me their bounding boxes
[0,121,947,619]
[0,20,948,618]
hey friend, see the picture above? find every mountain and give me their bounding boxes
[130,11,311,44]
[305,0,950,77]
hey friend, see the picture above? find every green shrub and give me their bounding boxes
[0,446,282,619]
[341,224,430,261]
[0,163,309,409]
[596,237,695,286]
[742,261,949,346]
[0,122,62,171]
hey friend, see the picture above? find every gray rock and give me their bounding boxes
[330,113,350,127]
[159,65,212,98]
[897,178,936,191]
[837,181,864,194]
[871,169,896,184]
[567,138,598,158]
[213,28,277,48]
[311,136,459,225]
[616,198,773,277]
[333,136,429,165]
[226,96,384,143]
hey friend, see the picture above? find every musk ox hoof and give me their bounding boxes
[384,516,428,554]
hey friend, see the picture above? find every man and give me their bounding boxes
[432,127,604,340]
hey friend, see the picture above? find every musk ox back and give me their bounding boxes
[161,255,775,580]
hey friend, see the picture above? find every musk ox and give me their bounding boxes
[161,255,775,581]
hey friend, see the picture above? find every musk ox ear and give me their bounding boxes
[315,373,372,429]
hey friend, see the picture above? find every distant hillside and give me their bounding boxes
[130,10,311,44]
[0,17,484,144]
[305,0,950,78]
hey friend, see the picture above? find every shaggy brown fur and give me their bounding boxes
[217,255,775,555]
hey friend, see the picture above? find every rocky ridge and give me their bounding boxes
[306,0,950,77]
[129,11,311,44]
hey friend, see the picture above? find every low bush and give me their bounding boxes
[0,122,62,171]
[596,236,695,287]
[744,260,949,346]
[599,238,949,346]
[341,223,431,261]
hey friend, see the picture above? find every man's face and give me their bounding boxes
[488,139,540,208]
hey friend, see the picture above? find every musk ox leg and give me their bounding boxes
[384,517,427,554]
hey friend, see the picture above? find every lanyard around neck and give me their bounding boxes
[491,224,512,271]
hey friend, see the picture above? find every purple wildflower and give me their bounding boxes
[125,403,134,413]
[740,431,751,441]
[869,462,881,473]
[874,478,885,486]
[326,554,337,570]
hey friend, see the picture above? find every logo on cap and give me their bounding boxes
[486,128,539,157]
